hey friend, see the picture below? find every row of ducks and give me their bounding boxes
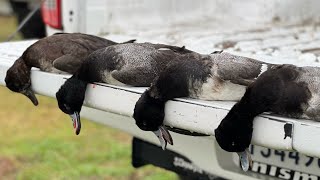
[5,33,320,172]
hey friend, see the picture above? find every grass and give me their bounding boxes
[0,15,178,180]
[0,16,22,41]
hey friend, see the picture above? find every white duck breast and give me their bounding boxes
[189,73,247,101]
[190,52,270,101]
[102,70,126,86]
[258,64,269,77]
[296,67,320,120]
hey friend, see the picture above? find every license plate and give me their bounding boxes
[233,145,320,180]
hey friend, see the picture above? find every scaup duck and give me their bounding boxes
[56,43,193,135]
[215,64,318,171]
[134,51,271,150]
[5,33,135,105]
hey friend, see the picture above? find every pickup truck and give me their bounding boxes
[2,0,320,179]
[3,0,45,39]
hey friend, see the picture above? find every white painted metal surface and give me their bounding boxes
[52,0,320,37]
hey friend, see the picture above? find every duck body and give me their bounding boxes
[182,52,271,101]
[215,64,320,171]
[56,42,193,135]
[217,64,319,136]
[5,33,135,105]
[148,52,271,102]
[134,51,271,149]
[74,43,192,86]
[245,64,317,119]
[20,33,133,73]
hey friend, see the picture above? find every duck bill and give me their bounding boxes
[21,88,38,106]
[69,111,81,135]
[237,148,253,172]
[153,125,173,150]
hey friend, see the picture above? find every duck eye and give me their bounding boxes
[64,104,71,111]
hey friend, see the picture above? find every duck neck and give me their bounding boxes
[73,59,95,84]
[70,75,88,86]
[225,98,267,126]
[67,76,88,111]
[72,62,92,83]
[146,90,166,106]
[14,58,31,72]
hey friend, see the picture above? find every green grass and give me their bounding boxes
[0,16,177,180]
[0,16,22,41]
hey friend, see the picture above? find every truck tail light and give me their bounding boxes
[41,0,62,29]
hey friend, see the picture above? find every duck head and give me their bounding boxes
[133,90,173,150]
[56,76,87,135]
[5,59,38,106]
[214,109,254,171]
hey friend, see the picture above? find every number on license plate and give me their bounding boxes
[250,145,320,168]
[232,145,320,180]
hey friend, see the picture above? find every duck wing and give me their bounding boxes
[52,35,121,74]
[153,44,193,54]
[111,67,156,87]
[110,49,184,86]
[212,52,271,86]
[53,54,84,74]
[100,43,189,86]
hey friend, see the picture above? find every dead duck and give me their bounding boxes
[56,42,193,135]
[133,51,272,150]
[5,33,135,105]
[215,64,320,171]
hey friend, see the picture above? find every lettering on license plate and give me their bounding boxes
[247,145,320,180]
[250,161,319,180]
